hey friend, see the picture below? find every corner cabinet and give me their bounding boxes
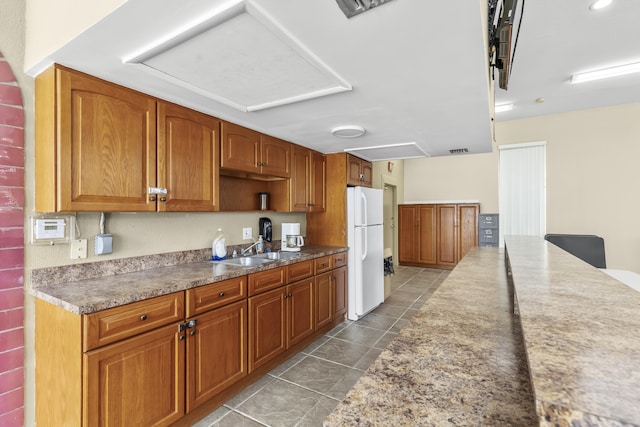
[398,203,479,268]
[35,64,220,213]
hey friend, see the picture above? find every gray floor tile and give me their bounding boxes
[236,379,324,427]
[334,324,386,347]
[280,356,362,399]
[310,337,372,367]
[296,396,340,427]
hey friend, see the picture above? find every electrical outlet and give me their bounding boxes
[70,239,87,259]
[242,227,252,240]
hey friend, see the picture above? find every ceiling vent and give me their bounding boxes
[336,0,394,19]
[449,148,470,154]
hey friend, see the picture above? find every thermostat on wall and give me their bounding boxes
[30,214,75,245]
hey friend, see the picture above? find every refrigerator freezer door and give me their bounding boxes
[353,187,383,226]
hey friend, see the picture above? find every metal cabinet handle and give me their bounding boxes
[140,314,147,321]
[179,335,185,341]
[190,330,196,336]
[219,292,225,297]
[160,197,167,202]
[149,196,157,202]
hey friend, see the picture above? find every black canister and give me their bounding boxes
[258,192,269,210]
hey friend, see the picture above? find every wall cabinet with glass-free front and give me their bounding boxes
[35,64,325,214]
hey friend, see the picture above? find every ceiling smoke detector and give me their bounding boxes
[449,148,469,154]
[335,0,394,19]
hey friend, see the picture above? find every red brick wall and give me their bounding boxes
[0,52,25,427]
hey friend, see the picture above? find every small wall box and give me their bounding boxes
[30,214,75,245]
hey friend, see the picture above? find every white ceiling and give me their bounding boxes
[27,0,640,160]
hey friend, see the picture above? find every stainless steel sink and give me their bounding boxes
[255,251,301,260]
[217,257,275,267]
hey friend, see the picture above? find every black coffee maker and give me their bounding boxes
[259,217,272,242]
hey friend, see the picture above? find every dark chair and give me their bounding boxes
[544,234,606,268]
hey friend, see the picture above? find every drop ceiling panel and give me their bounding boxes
[126,1,351,111]
[345,142,429,161]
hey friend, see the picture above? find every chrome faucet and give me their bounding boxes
[241,239,259,256]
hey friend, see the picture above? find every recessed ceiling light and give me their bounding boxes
[495,103,513,113]
[570,61,640,84]
[589,0,612,10]
[331,125,366,138]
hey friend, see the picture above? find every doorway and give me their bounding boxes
[383,184,397,263]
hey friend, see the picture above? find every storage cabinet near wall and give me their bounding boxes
[35,64,220,213]
[398,203,479,268]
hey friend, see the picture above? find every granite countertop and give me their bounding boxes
[505,236,640,426]
[325,247,538,426]
[31,245,347,315]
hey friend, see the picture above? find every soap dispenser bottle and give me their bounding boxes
[256,236,264,254]
[212,228,227,260]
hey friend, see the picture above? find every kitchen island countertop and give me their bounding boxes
[31,245,347,314]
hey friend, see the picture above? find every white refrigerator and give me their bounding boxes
[347,186,384,320]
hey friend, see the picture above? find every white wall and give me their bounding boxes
[404,103,640,272]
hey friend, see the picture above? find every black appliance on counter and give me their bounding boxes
[259,217,272,242]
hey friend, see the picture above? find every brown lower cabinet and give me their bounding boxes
[35,254,347,427]
[399,203,479,268]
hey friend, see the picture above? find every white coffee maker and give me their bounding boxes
[281,223,304,252]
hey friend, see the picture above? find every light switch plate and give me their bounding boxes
[70,239,87,259]
[242,227,252,240]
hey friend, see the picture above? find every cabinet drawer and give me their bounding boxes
[286,260,313,283]
[83,292,184,351]
[314,256,332,274]
[479,214,499,228]
[332,252,347,268]
[248,267,286,296]
[186,276,247,317]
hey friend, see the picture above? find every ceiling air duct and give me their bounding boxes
[335,0,394,18]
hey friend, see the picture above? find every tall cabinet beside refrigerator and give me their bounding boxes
[347,186,384,320]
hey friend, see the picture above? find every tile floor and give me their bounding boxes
[191,266,449,427]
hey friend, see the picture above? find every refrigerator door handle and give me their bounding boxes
[361,228,368,261]
[361,191,368,226]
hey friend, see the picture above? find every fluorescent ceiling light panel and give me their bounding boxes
[570,62,640,84]
[344,142,429,161]
[495,103,513,113]
[123,0,351,111]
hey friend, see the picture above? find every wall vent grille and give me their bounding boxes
[449,148,470,154]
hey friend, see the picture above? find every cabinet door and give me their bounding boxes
[437,204,458,266]
[248,287,286,372]
[186,300,247,412]
[333,266,348,320]
[83,323,184,427]
[398,205,418,264]
[57,67,157,212]
[291,146,310,212]
[157,102,220,212]
[458,204,479,261]
[417,205,437,265]
[287,279,315,347]
[220,122,260,174]
[309,151,326,212]
[260,135,290,178]
[360,160,373,187]
[346,154,363,186]
[315,272,332,329]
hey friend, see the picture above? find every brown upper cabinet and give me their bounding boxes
[346,153,373,187]
[220,122,290,178]
[291,146,325,212]
[35,64,220,212]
